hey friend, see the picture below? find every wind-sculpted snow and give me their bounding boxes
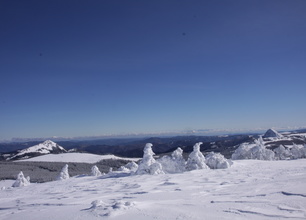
[1,159,306,219]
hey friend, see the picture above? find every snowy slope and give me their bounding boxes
[1,159,305,220]
[8,140,67,160]
[16,152,140,163]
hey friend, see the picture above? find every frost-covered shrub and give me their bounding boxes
[290,144,306,159]
[135,143,164,175]
[231,138,275,160]
[56,164,69,180]
[91,165,102,176]
[274,145,291,160]
[186,142,209,171]
[12,171,30,187]
[205,152,231,169]
[158,147,186,173]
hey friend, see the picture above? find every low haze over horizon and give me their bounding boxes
[1,1,306,141]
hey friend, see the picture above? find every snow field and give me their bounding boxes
[17,152,140,163]
[1,159,305,220]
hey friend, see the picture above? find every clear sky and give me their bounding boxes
[1,0,306,141]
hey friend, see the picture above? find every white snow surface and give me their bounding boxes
[1,159,305,220]
[16,152,140,163]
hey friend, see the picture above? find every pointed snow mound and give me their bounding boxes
[263,129,283,138]
[12,171,30,187]
[8,140,67,160]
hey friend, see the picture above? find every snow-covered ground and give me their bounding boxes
[16,152,140,163]
[1,159,305,220]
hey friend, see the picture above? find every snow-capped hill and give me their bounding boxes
[8,140,67,160]
[263,128,283,138]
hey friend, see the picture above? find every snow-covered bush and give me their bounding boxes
[231,143,252,160]
[158,147,186,173]
[12,171,30,187]
[186,142,209,171]
[118,161,139,172]
[56,164,69,180]
[274,145,291,160]
[231,137,275,160]
[250,144,275,160]
[205,152,231,169]
[149,162,164,175]
[91,165,102,176]
[290,144,306,159]
[135,143,164,175]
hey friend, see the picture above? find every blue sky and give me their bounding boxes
[1,0,306,140]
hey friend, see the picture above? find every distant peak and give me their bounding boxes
[263,129,283,138]
[43,140,56,145]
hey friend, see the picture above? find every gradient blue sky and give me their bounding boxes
[1,0,306,140]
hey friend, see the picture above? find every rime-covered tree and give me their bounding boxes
[12,171,30,187]
[290,144,306,159]
[56,164,69,180]
[158,147,186,173]
[118,161,139,172]
[205,152,231,169]
[274,145,291,160]
[135,143,164,175]
[91,165,102,176]
[232,138,275,160]
[186,142,209,171]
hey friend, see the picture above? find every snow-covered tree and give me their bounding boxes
[56,164,69,180]
[205,152,231,169]
[91,165,102,176]
[186,142,209,171]
[231,138,275,160]
[274,145,291,160]
[290,144,306,159]
[12,171,30,187]
[250,144,275,160]
[125,161,139,171]
[118,161,139,172]
[135,143,164,175]
[158,147,186,173]
[231,143,252,160]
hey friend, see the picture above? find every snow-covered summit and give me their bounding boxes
[8,140,67,160]
[263,128,283,138]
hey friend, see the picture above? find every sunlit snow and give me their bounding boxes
[1,159,305,219]
[16,152,140,163]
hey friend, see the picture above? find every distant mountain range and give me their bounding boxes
[1,129,305,161]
